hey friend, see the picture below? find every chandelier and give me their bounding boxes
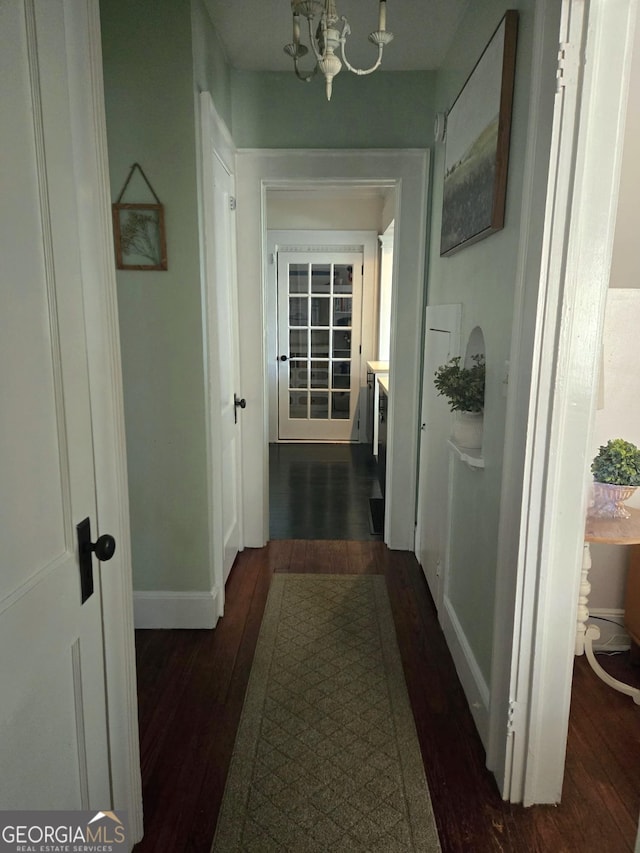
[284,1,394,101]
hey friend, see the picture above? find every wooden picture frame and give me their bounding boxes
[440,10,518,256]
[112,202,167,270]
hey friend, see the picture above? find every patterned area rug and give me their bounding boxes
[212,574,441,852]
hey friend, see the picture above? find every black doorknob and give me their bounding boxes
[233,394,246,424]
[279,355,288,362]
[76,517,116,604]
[92,534,116,562]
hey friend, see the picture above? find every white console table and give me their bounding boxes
[578,508,640,704]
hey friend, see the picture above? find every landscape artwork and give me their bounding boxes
[440,11,518,256]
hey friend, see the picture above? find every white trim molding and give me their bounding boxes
[441,596,490,746]
[133,588,222,629]
[588,609,629,651]
[504,0,639,808]
[235,149,429,551]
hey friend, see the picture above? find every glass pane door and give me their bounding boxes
[278,252,362,441]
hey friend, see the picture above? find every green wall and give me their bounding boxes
[191,0,233,129]
[101,0,211,592]
[231,70,436,148]
[424,0,542,681]
[100,0,437,597]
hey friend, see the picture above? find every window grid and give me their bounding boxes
[287,262,352,421]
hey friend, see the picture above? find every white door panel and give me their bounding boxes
[1,0,110,807]
[200,93,243,598]
[214,157,242,583]
[415,305,461,611]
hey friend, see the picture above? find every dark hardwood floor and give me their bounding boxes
[269,443,382,540]
[133,542,640,852]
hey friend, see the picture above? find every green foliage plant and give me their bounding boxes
[591,438,640,485]
[433,354,485,413]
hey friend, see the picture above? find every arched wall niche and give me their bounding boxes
[465,325,485,368]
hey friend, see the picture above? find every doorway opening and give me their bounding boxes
[265,184,396,541]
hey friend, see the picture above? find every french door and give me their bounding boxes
[277,251,363,441]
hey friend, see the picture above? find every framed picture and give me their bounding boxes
[440,10,518,256]
[112,202,167,270]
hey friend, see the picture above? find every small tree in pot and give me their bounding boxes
[434,355,485,449]
[590,438,640,518]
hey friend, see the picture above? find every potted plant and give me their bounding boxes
[590,438,640,518]
[434,354,485,450]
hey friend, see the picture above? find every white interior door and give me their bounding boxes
[200,93,243,593]
[415,305,461,610]
[214,158,242,583]
[277,251,363,441]
[1,0,111,807]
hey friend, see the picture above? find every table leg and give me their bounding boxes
[575,542,591,656]
[584,623,640,704]
[578,541,640,704]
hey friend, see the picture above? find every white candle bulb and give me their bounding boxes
[378,1,387,32]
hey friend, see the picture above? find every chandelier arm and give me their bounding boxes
[339,40,384,76]
[306,11,324,62]
[293,54,318,82]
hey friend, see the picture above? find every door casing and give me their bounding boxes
[236,152,430,551]
[487,0,638,805]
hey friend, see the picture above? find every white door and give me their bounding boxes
[1,0,111,807]
[415,305,461,610]
[200,93,243,593]
[277,251,363,441]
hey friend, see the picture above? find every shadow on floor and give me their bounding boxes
[269,443,383,541]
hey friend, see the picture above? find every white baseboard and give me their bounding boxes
[441,595,490,749]
[133,588,221,629]
[588,608,630,651]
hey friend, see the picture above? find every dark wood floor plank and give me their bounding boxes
[133,544,640,852]
[565,715,635,851]
[205,549,264,705]
[346,539,384,573]
[568,657,640,836]
[269,442,382,541]
[266,537,294,573]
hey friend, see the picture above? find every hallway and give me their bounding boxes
[269,443,383,540]
[133,542,639,852]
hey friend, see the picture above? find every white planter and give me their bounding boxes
[451,411,483,450]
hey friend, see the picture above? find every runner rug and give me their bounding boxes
[212,573,441,852]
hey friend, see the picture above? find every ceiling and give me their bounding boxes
[203,0,470,72]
